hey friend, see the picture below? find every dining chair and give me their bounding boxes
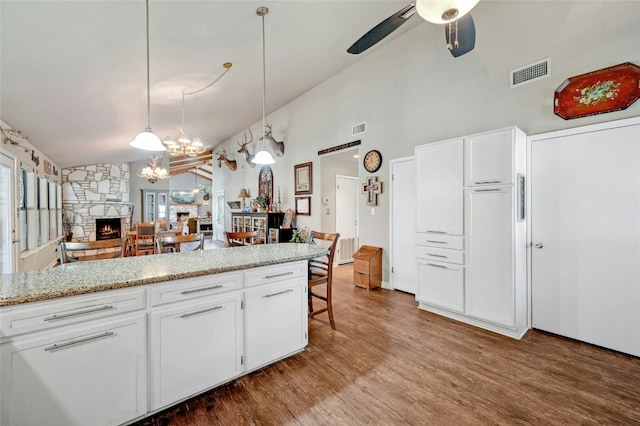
[307,231,340,330]
[132,221,156,256]
[157,233,204,253]
[58,238,126,264]
[224,230,259,247]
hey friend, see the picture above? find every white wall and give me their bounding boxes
[211,1,640,281]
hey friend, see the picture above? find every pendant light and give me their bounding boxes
[253,7,275,165]
[130,0,165,151]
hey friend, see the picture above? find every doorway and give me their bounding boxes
[1,153,16,274]
[215,190,225,241]
[336,175,359,264]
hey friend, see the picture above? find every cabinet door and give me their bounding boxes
[465,187,515,327]
[415,139,463,235]
[416,260,464,313]
[0,315,146,426]
[144,190,156,222]
[157,192,168,221]
[464,129,514,186]
[149,292,243,410]
[245,279,307,371]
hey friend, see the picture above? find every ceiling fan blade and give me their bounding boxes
[445,13,476,58]
[347,4,416,55]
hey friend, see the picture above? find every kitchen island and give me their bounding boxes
[0,244,326,426]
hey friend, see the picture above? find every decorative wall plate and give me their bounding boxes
[554,62,640,120]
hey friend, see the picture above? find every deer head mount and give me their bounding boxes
[216,150,237,171]
[237,128,256,168]
[261,123,285,157]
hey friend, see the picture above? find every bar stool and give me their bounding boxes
[307,231,340,329]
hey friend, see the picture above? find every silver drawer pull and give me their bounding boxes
[180,305,223,319]
[426,240,447,244]
[264,271,294,280]
[263,289,294,298]
[426,230,447,234]
[427,263,449,269]
[181,284,223,295]
[44,305,115,322]
[475,188,502,192]
[475,180,501,184]
[45,331,114,352]
[427,253,448,258]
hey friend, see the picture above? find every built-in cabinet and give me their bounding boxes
[415,126,527,339]
[142,190,168,222]
[0,260,308,425]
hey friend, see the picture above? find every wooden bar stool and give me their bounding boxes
[224,231,259,247]
[307,231,340,329]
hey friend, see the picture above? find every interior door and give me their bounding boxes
[336,175,358,262]
[215,190,225,241]
[390,157,416,294]
[1,153,16,274]
[530,121,640,357]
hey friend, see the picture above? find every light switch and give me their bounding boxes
[371,208,376,215]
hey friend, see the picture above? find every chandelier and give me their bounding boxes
[138,156,170,183]
[164,62,233,157]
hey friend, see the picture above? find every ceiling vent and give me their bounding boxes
[352,122,367,136]
[510,58,551,88]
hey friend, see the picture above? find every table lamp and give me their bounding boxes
[238,188,250,208]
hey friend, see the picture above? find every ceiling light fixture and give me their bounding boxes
[416,0,480,24]
[165,63,233,157]
[138,156,169,184]
[130,0,165,152]
[252,7,276,165]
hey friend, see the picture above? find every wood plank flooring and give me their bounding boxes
[134,264,640,425]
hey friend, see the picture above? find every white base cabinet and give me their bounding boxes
[0,260,310,425]
[1,314,147,426]
[149,292,243,410]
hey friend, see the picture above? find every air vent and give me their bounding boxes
[352,122,366,136]
[510,58,551,87]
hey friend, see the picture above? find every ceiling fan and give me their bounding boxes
[347,1,479,57]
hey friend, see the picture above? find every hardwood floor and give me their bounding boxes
[134,264,640,426]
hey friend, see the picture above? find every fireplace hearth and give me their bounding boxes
[96,218,122,241]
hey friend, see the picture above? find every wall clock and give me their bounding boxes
[363,149,382,173]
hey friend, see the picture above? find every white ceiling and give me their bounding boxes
[1,0,423,168]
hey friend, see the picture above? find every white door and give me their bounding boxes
[531,121,640,357]
[336,175,358,263]
[1,153,16,274]
[390,157,417,294]
[215,190,225,241]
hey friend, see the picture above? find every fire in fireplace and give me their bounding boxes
[96,218,122,241]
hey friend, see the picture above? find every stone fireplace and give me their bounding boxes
[61,163,132,242]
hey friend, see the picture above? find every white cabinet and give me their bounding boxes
[245,277,307,372]
[416,260,464,313]
[150,292,243,410]
[415,139,464,235]
[414,126,527,339]
[465,186,515,327]
[0,314,147,426]
[464,128,516,186]
[142,190,169,222]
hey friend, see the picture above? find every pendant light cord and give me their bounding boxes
[261,12,267,144]
[145,0,152,130]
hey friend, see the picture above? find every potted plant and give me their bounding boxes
[254,195,268,212]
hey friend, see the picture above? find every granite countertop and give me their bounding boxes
[0,244,327,307]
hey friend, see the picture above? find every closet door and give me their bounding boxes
[531,121,640,357]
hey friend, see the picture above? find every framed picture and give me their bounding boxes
[170,190,195,204]
[294,162,312,195]
[295,196,311,216]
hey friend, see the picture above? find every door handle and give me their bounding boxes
[535,243,543,249]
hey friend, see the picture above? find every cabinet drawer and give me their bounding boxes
[149,272,242,307]
[416,246,464,265]
[0,288,145,338]
[244,261,307,288]
[353,258,373,274]
[416,233,464,250]
[417,260,464,313]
